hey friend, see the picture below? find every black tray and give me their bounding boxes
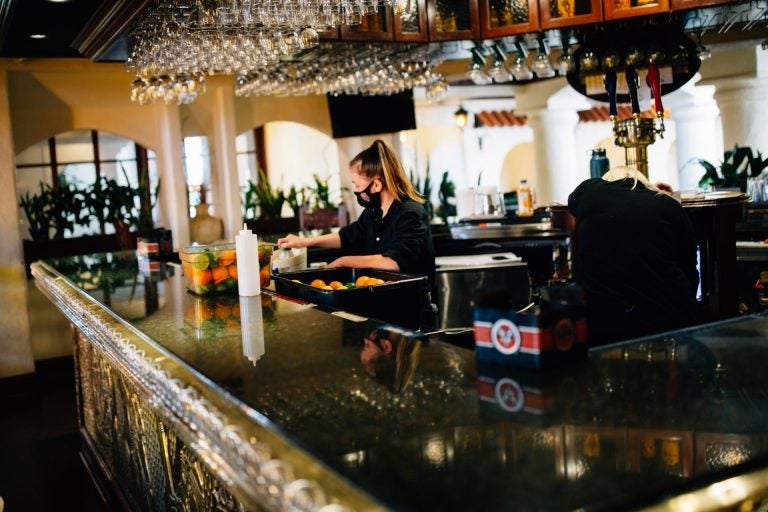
[273,268,427,329]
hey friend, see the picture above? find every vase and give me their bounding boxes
[190,204,224,244]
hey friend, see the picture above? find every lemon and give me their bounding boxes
[188,251,210,270]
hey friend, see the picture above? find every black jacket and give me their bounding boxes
[568,178,699,344]
[339,198,435,284]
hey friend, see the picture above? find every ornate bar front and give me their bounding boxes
[32,252,768,512]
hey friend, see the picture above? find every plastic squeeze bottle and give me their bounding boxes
[235,223,261,296]
[517,179,534,217]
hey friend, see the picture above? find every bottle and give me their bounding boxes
[590,148,610,179]
[517,179,534,217]
[235,223,261,296]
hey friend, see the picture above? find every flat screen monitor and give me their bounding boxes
[327,91,417,139]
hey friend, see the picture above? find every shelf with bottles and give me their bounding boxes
[603,0,670,20]
[341,4,395,40]
[480,0,540,37]
[427,0,480,40]
[394,0,429,41]
[538,0,603,28]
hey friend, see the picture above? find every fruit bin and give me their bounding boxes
[273,267,428,329]
[180,242,272,295]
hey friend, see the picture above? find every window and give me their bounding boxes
[15,130,157,239]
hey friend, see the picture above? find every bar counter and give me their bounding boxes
[32,251,768,511]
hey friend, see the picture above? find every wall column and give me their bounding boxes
[208,80,242,240]
[710,75,768,152]
[0,63,33,377]
[525,108,581,205]
[154,102,190,247]
[665,81,722,191]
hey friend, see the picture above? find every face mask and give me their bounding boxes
[354,179,381,210]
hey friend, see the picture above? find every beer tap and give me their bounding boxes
[609,63,664,177]
[646,61,665,138]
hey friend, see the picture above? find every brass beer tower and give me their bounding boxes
[605,63,666,177]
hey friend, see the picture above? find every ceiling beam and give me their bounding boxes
[0,0,16,54]
[72,0,151,60]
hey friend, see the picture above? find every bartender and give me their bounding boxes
[568,166,699,344]
[278,140,436,317]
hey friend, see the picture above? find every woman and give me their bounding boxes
[277,139,435,284]
[568,166,699,345]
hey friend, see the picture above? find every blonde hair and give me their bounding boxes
[350,139,424,204]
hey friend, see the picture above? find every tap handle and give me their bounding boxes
[625,65,640,115]
[646,62,663,117]
[604,67,617,119]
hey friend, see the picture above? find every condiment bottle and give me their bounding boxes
[235,223,261,296]
[517,179,534,217]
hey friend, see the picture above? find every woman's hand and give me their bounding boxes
[277,234,308,249]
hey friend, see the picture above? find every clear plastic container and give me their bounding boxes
[180,242,272,295]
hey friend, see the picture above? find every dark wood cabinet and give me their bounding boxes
[479,0,540,37]
[670,0,734,11]
[341,6,395,40]
[427,0,480,40]
[603,0,669,20]
[318,27,340,41]
[394,0,429,41]
[539,0,602,28]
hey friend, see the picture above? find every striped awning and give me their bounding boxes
[474,110,528,128]
[577,105,669,122]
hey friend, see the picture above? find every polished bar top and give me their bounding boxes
[38,251,768,511]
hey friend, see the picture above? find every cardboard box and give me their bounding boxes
[473,286,587,369]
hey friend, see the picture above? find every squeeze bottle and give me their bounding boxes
[235,223,261,296]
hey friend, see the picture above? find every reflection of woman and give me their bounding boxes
[568,167,699,344]
[361,326,422,393]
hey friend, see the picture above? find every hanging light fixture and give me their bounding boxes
[454,105,469,128]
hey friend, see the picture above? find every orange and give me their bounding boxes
[329,280,345,290]
[215,303,231,319]
[228,265,238,280]
[260,267,271,287]
[355,275,370,287]
[191,269,212,287]
[322,285,333,290]
[370,278,384,285]
[212,265,229,284]
[310,279,327,288]
[219,250,236,267]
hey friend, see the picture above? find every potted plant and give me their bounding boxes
[409,167,434,220]
[436,170,457,225]
[298,174,349,230]
[243,169,299,235]
[697,145,768,192]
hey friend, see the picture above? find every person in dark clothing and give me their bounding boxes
[277,139,435,284]
[567,167,699,345]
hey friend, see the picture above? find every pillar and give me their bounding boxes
[525,108,581,205]
[665,79,722,191]
[0,63,33,377]
[208,80,242,240]
[154,102,190,247]
[711,75,768,152]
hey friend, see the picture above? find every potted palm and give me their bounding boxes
[697,145,768,192]
[244,169,299,235]
[299,174,348,230]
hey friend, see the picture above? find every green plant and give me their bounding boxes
[285,184,307,217]
[83,165,159,233]
[436,171,456,225]
[409,167,433,219]
[306,173,338,210]
[243,169,285,220]
[18,181,89,241]
[697,145,768,191]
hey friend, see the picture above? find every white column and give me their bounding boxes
[525,108,581,205]
[711,76,768,151]
[208,81,242,240]
[154,102,190,247]
[665,82,722,191]
[0,66,23,271]
[0,64,33,377]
